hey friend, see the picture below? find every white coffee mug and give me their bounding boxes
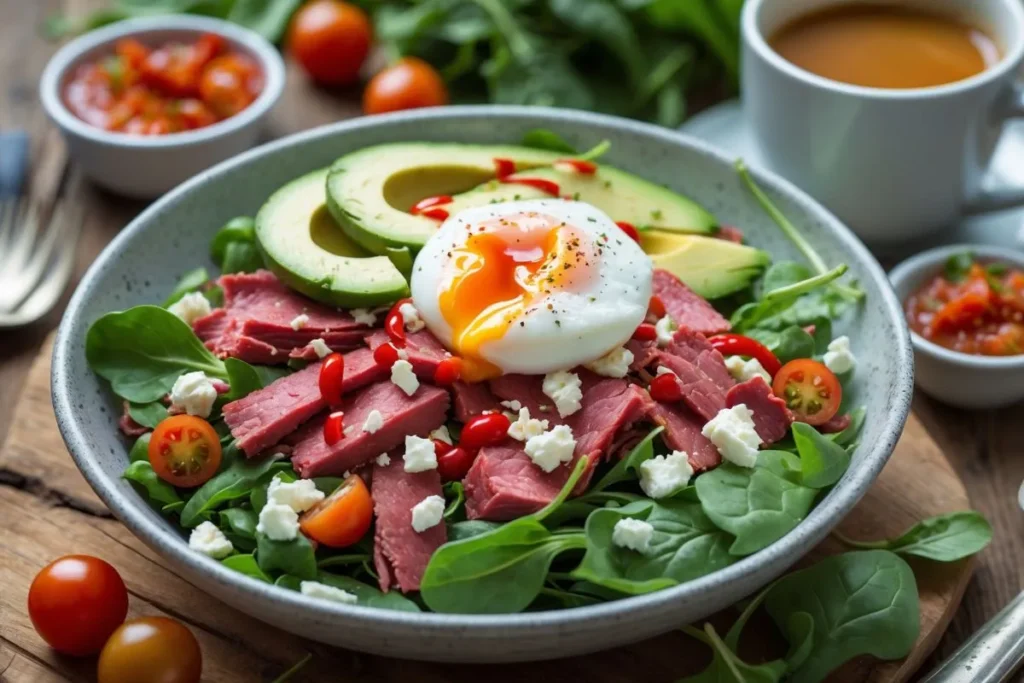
[742,0,1024,246]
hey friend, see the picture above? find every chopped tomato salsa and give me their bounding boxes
[63,33,262,135]
[905,255,1024,356]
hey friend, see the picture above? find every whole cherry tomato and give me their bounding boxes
[363,57,448,115]
[97,617,202,683]
[288,0,372,86]
[300,474,373,547]
[772,359,842,426]
[28,555,128,656]
[437,446,475,481]
[459,413,511,450]
[648,372,684,403]
[149,415,222,488]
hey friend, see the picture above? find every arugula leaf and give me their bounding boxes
[678,623,786,683]
[944,252,974,282]
[226,0,302,42]
[276,572,421,611]
[129,432,151,462]
[180,452,285,527]
[791,422,850,489]
[127,401,168,429]
[162,267,209,307]
[257,532,318,581]
[521,128,577,153]
[222,553,273,583]
[123,461,182,508]
[86,305,227,403]
[837,511,992,562]
[729,266,848,333]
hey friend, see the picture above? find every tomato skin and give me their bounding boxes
[319,352,345,406]
[323,410,345,445]
[300,475,373,547]
[632,323,657,342]
[460,413,511,450]
[363,57,448,115]
[649,373,683,402]
[433,357,462,386]
[28,555,128,656]
[707,333,782,376]
[437,446,475,482]
[772,359,842,426]
[199,54,260,118]
[615,221,641,243]
[289,0,372,86]
[149,415,222,488]
[373,341,401,368]
[97,617,202,683]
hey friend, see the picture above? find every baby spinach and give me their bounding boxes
[219,507,258,540]
[222,553,273,583]
[443,481,465,520]
[128,432,151,462]
[447,520,501,542]
[257,532,318,581]
[830,407,865,448]
[226,0,303,42]
[162,267,209,307]
[86,305,227,403]
[791,422,850,489]
[679,624,786,683]
[222,358,264,403]
[276,572,421,612]
[127,401,168,429]
[748,325,815,364]
[838,511,992,562]
[123,461,182,508]
[180,452,285,527]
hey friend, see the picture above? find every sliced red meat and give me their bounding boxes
[666,329,735,389]
[290,381,450,478]
[222,347,384,457]
[365,329,449,378]
[489,374,561,423]
[646,402,720,471]
[573,380,652,460]
[818,413,852,434]
[652,268,730,334]
[451,381,502,422]
[118,402,148,438]
[194,270,367,364]
[372,453,447,593]
[725,376,792,445]
[652,351,728,422]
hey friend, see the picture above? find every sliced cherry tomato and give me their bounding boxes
[373,341,401,367]
[707,333,783,376]
[433,439,454,457]
[289,0,372,86]
[500,176,561,196]
[648,373,683,402]
[324,411,345,446]
[198,54,260,118]
[460,413,511,450]
[299,474,373,547]
[385,298,411,347]
[28,555,128,656]
[97,616,201,683]
[319,352,345,406]
[632,323,657,342]
[772,359,842,426]
[433,357,462,386]
[615,221,641,243]
[553,159,597,174]
[410,195,453,214]
[148,415,222,488]
[493,157,516,178]
[437,446,476,482]
[363,57,448,114]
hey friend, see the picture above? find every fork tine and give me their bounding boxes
[1,200,37,277]
[0,197,18,263]
[0,203,66,312]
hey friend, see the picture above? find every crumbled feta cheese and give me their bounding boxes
[397,348,409,360]
[300,581,358,605]
[584,345,634,379]
[390,359,419,396]
[362,409,384,434]
[702,404,762,468]
[500,399,523,412]
[524,424,576,473]
[542,370,583,417]
[350,308,377,326]
[167,291,211,326]
[308,338,332,359]
[375,453,391,467]
[507,407,549,442]
[188,521,234,559]
[656,365,676,376]
[410,494,445,532]
[612,518,654,554]
[266,475,324,513]
[639,451,694,498]
[725,356,772,384]
[399,302,426,333]
[823,335,856,374]
[170,371,217,418]
[655,315,676,347]
[430,425,452,445]
[403,434,437,472]
[290,313,310,330]
[256,503,299,541]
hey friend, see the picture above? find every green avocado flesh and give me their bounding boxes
[641,230,770,299]
[255,167,410,307]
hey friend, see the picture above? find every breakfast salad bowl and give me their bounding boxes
[52,106,913,663]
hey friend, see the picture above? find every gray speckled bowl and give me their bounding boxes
[52,106,913,663]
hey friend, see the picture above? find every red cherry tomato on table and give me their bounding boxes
[288,0,372,86]
[28,555,128,656]
[707,333,782,376]
[319,352,345,406]
[772,359,842,426]
[97,616,202,683]
[300,474,373,547]
[438,446,476,482]
[363,57,448,115]
[460,413,511,450]
[148,415,222,488]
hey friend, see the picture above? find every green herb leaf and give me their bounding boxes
[944,252,974,282]
[521,128,577,153]
[791,422,850,489]
[123,461,182,508]
[729,266,848,333]
[210,216,262,273]
[162,267,209,307]
[838,511,992,562]
[679,623,787,682]
[448,519,502,542]
[222,553,273,583]
[276,572,421,611]
[226,0,303,42]
[127,401,169,429]
[180,451,285,528]
[589,426,664,492]
[129,432,152,462]
[257,532,318,581]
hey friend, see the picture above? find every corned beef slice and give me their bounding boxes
[631,330,734,423]
[667,330,735,389]
[366,329,448,377]
[725,376,792,445]
[819,413,852,434]
[653,351,728,422]
[652,268,730,335]
[489,374,562,423]
[290,382,450,478]
[646,402,720,471]
[194,270,366,363]
[118,402,148,438]
[451,381,501,422]
[372,454,447,593]
[222,347,385,457]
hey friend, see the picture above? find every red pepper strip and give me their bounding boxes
[500,176,561,196]
[323,411,345,446]
[707,333,782,376]
[649,373,683,402]
[493,157,516,179]
[433,357,462,386]
[632,323,657,342]
[437,446,476,482]
[615,221,641,243]
[420,208,449,221]
[433,439,453,457]
[373,341,401,368]
[410,195,453,215]
[553,159,597,174]
[460,413,512,450]
[648,295,666,320]
[384,298,411,347]
[318,353,345,406]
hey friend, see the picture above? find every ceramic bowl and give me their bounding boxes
[890,244,1024,409]
[51,107,914,662]
[39,15,285,199]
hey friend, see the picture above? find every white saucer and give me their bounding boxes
[679,99,1024,259]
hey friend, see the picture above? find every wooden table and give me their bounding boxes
[1,1,1022,679]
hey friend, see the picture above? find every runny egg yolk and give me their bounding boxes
[438,211,596,381]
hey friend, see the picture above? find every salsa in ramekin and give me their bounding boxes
[63,32,262,136]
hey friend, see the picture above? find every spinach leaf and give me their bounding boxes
[443,481,465,520]
[210,216,263,273]
[520,128,577,153]
[277,572,421,611]
[219,508,258,540]
[222,553,273,583]
[830,406,865,448]
[533,586,602,609]
[252,364,290,387]
[226,0,302,42]
[317,553,370,570]
[123,461,182,508]
[763,550,919,683]
[748,326,815,364]
[761,261,811,293]
[313,477,344,495]
[127,401,168,429]
[696,464,818,555]
[257,532,318,581]
[221,240,264,274]
[838,511,992,562]
[589,427,663,492]
[448,519,502,542]
[944,252,974,282]
[162,267,209,307]
[791,422,850,489]
[86,305,227,402]
[222,357,264,402]
[640,0,740,80]
[180,452,285,527]
[679,624,786,683]
[129,432,151,462]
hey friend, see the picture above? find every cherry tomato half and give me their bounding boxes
[771,359,842,426]
[632,323,657,342]
[459,413,511,450]
[97,617,202,683]
[363,57,448,115]
[707,333,782,376]
[437,446,476,482]
[289,0,372,86]
[648,373,683,403]
[149,415,222,488]
[433,357,463,386]
[373,341,401,368]
[28,555,128,656]
[300,474,373,547]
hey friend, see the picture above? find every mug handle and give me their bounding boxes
[964,82,1024,214]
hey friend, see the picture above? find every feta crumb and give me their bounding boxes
[399,302,426,333]
[584,345,634,378]
[290,313,310,330]
[170,371,217,418]
[362,409,384,434]
[266,475,324,513]
[375,453,391,467]
[430,425,452,445]
[524,424,576,473]
[410,494,445,532]
[167,291,211,326]
[307,338,332,359]
[656,365,676,376]
[655,315,676,347]
[350,308,377,326]
[823,335,856,374]
[188,521,234,559]
[300,581,358,605]
[403,434,437,472]
[500,399,523,412]
[639,451,694,498]
[612,518,654,554]
[256,503,299,541]
[542,370,583,417]
[724,356,772,384]
[702,404,762,468]
[507,407,549,442]
[390,359,419,396]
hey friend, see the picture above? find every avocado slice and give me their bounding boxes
[255,168,409,308]
[641,230,770,299]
